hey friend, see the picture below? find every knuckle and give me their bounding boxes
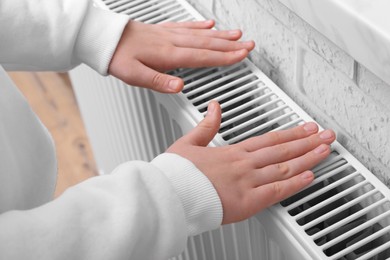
[307,135,317,147]
[225,150,252,176]
[276,163,290,176]
[197,123,213,135]
[295,126,306,137]
[272,182,283,198]
[151,73,166,89]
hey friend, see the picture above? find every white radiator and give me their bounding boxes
[69,0,390,259]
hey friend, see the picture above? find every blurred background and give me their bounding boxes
[8,71,97,197]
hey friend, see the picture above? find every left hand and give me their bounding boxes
[167,101,336,224]
[108,20,255,93]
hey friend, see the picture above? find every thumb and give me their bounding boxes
[138,61,184,93]
[182,101,222,146]
[121,60,184,93]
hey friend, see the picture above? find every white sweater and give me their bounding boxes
[0,0,223,259]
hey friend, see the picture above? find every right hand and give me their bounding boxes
[108,20,255,93]
[167,101,336,224]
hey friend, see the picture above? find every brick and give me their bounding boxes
[300,48,390,177]
[259,0,355,78]
[212,0,297,89]
[186,0,213,17]
[357,64,390,111]
[190,0,355,79]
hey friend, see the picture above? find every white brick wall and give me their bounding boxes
[188,0,390,185]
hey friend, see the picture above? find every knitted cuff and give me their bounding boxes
[152,153,223,237]
[74,4,129,75]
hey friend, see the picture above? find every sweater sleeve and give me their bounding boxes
[0,153,222,260]
[0,0,129,75]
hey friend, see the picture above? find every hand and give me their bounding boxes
[108,20,255,93]
[167,101,336,224]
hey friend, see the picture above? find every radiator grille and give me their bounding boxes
[281,151,390,259]
[174,61,301,144]
[101,0,195,23]
[80,0,390,259]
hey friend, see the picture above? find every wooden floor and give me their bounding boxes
[7,72,98,197]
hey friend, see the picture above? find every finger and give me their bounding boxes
[160,20,215,29]
[238,122,319,152]
[253,129,335,167]
[169,27,243,41]
[252,171,314,209]
[170,48,249,68]
[123,60,184,93]
[172,35,255,52]
[180,101,221,146]
[252,144,331,186]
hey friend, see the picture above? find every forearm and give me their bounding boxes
[0,0,128,74]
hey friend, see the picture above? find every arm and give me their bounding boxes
[0,100,335,259]
[0,156,221,260]
[0,0,129,73]
[0,0,254,92]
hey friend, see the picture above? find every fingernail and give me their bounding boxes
[207,101,216,115]
[303,122,317,132]
[319,130,334,140]
[314,144,328,154]
[168,79,180,92]
[301,171,313,180]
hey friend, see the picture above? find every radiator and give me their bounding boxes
[69,0,390,259]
